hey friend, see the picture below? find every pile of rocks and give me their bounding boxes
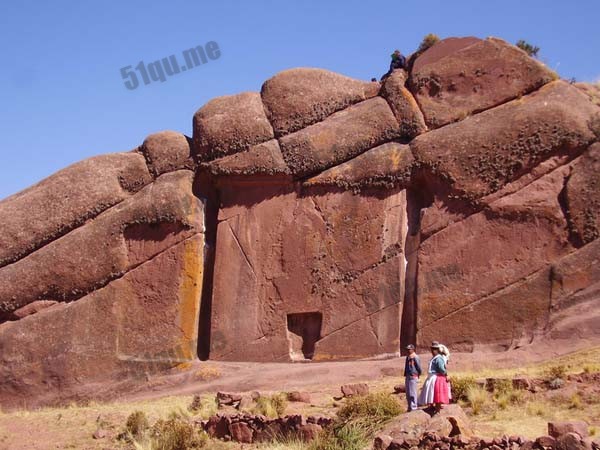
[202,413,332,444]
[374,417,598,450]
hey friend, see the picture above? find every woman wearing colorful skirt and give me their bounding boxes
[418,341,450,413]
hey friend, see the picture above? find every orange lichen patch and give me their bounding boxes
[194,365,221,381]
[177,235,204,361]
[176,361,193,371]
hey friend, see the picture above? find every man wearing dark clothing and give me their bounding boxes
[404,344,422,412]
[381,50,407,80]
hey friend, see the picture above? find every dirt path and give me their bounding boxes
[122,337,597,403]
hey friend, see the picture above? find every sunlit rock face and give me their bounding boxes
[1,36,599,407]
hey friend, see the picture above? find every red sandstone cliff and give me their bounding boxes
[0,36,599,407]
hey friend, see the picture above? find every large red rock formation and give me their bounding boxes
[408,37,557,128]
[209,180,407,361]
[0,35,599,407]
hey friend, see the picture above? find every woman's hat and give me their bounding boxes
[430,341,440,349]
[405,344,415,350]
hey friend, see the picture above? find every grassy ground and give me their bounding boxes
[451,346,600,437]
[1,347,599,449]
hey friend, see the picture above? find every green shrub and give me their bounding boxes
[337,392,402,424]
[417,33,440,53]
[126,410,150,438]
[451,376,477,402]
[516,39,540,57]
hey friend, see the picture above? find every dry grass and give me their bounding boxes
[452,346,600,380]
[253,393,288,418]
[0,394,223,450]
[466,388,600,437]
[1,347,599,448]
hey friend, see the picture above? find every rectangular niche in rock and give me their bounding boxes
[287,312,322,361]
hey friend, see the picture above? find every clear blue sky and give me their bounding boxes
[1,0,598,199]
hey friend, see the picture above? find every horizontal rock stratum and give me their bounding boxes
[1,36,599,407]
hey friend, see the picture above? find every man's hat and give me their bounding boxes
[430,341,440,349]
[406,344,415,350]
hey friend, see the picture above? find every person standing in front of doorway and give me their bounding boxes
[418,341,450,413]
[404,344,422,412]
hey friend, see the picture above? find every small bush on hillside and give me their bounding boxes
[308,421,370,450]
[516,39,540,57]
[491,379,513,396]
[545,365,567,381]
[466,386,489,415]
[417,33,441,53]
[494,389,523,410]
[187,396,218,418]
[147,418,207,450]
[526,401,546,417]
[126,410,150,439]
[569,393,584,410]
[254,393,288,418]
[451,376,478,402]
[337,392,402,424]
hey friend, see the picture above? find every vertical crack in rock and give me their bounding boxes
[557,168,584,248]
[226,221,256,277]
[194,173,219,361]
[400,188,431,351]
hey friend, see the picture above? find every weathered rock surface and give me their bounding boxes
[411,81,599,200]
[193,92,274,161]
[379,70,427,138]
[0,234,204,406]
[576,82,600,107]
[305,142,414,190]
[416,167,573,348]
[204,139,291,176]
[279,97,400,178]
[140,130,195,176]
[409,37,557,128]
[0,170,202,320]
[209,180,407,361]
[11,300,59,320]
[261,67,379,136]
[548,421,589,439]
[546,238,600,341]
[340,383,369,398]
[374,404,473,449]
[0,153,152,268]
[564,143,600,245]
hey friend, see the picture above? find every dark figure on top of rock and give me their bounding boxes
[381,50,406,80]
